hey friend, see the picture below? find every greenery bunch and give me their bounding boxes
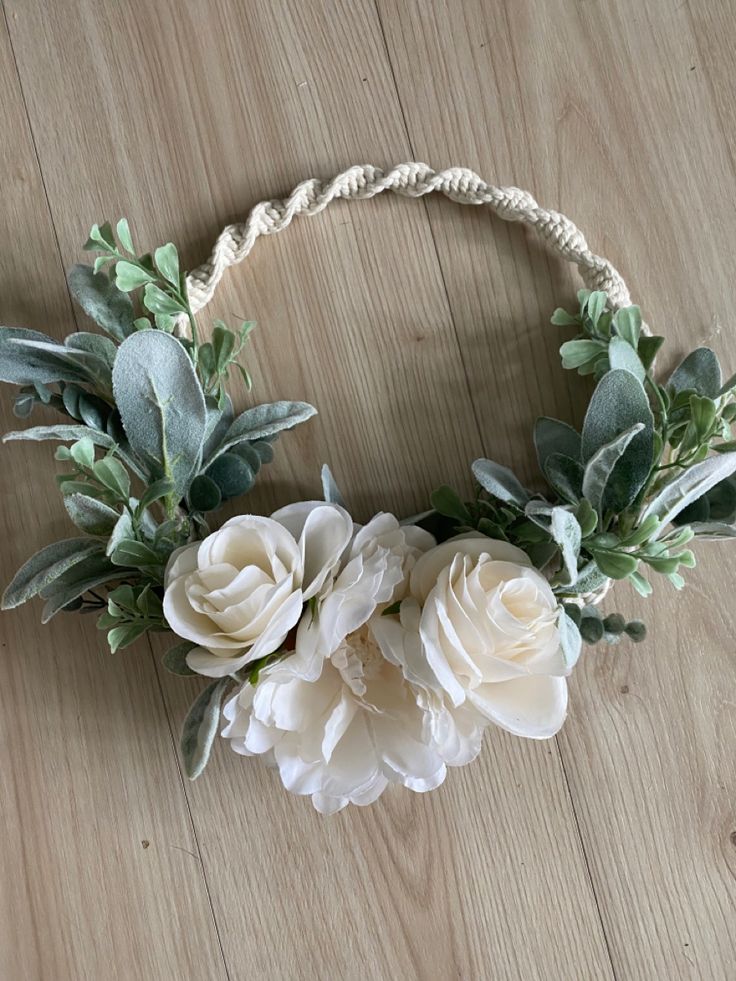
[429,290,736,643]
[0,220,315,653]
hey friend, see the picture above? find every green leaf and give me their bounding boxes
[112,330,206,498]
[534,417,581,476]
[688,521,736,540]
[472,459,531,506]
[586,291,607,328]
[689,395,717,440]
[188,473,222,512]
[612,306,642,347]
[106,512,135,557]
[201,394,234,463]
[564,560,609,596]
[0,327,89,386]
[206,453,255,500]
[638,335,665,371]
[608,336,645,382]
[92,457,130,499]
[430,484,470,522]
[180,679,230,779]
[84,222,115,251]
[581,369,654,512]
[212,323,235,370]
[321,464,346,508]
[137,477,176,511]
[582,423,645,515]
[154,243,180,287]
[668,348,722,399]
[558,609,582,668]
[551,307,579,327]
[641,452,736,532]
[1,538,103,610]
[211,401,316,462]
[110,539,162,569]
[3,425,114,450]
[544,454,584,504]
[550,508,581,586]
[559,339,606,369]
[162,641,197,676]
[116,218,134,254]
[143,283,184,316]
[67,265,134,341]
[591,549,639,580]
[63,494,120,536]
[115,260,156,292]
[39,554,119,623]
[70,437,96,470]
[65,332,118,370]
[574,498,598,537]
[107,622,148,654]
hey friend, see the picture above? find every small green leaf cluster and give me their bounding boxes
[563,603,646,646]
[427,290,736,637]
[97,584,166,653]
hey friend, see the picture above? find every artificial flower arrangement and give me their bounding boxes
[2,164,736,814]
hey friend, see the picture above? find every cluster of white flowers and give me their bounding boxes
[163,503,578,814]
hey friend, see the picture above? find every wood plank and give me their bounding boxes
[5,0,613,977]
[0,14,228,981]
[378,0,736,977]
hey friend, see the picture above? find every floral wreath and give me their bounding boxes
[2,163,735,814]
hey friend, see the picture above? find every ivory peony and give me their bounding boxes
[163,503,353,677]
[221,617,479,814]
[409,537,574,739]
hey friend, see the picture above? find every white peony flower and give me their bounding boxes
[293,512,435,680]
[163,503,353,678]
[409,537,575,739]
[221,619,454,814]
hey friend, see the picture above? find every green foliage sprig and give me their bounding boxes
[0,219,317,656]
[429,290,736,645]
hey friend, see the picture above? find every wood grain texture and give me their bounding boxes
[378,1,736,977]
[1,0,734,978]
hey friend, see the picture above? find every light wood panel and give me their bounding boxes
[0,14,228,981]
[2,0,616,978]
[378,0,736,977]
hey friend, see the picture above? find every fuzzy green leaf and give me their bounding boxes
[64,494,120,536]
[544,454,584,504]
[3,425,114,449]
[612,306,642,347]
[582,423,645,515]
[67,265,134,341]
[558,609,582,668]
[2,538,104,610]
[321,464,346,508]
[153,243,180,287]
[668,347,722,399]
[608,336,645,381]
[112,330,206,498]
[115,261,156,292]
[39,554,119,622]
[472,459,531,506]
[0,327,89,386]
[162,641,197,676]
[211,401,316,462]
[550,508,581,586]
[641,452,736,533]
[534,417,581,477]
[181,679,230,779]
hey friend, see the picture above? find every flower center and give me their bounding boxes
[345,624,385,680]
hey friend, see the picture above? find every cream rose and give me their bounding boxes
[163,503,353,678]
[409,537,576,739]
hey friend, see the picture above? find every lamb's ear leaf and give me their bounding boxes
[209,401,317,464]
[534,417,582,475]
[472,459,531,506]
[544,454,584,504]
[3,425,114,448]
[641,452,736,533]
[112,330,206,498]
[582,423,645,515]
[181,679,230,779]
[321,464,346,507]
[558,609,582,669]
[39,554,119,622]
[63,493,120,536]
[65,332,118,369]
[2,538,104,609]
[608,336,645,382]
[0,327,87,386]
[549,508,581,586]
[581,369,654,512]
[668,347,722,399]
[67,264,135,341]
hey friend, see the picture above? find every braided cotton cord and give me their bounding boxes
[184,162,643,327]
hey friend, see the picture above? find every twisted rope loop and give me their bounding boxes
[185,162,636,317]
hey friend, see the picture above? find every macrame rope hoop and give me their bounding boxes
[184,161,647,605]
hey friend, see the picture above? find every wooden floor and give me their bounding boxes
[1,1,735,978]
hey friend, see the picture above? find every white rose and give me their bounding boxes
[221,618,449,815]
[163,503,353,678]
[409,537,575,739]
[294,512,435,680]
